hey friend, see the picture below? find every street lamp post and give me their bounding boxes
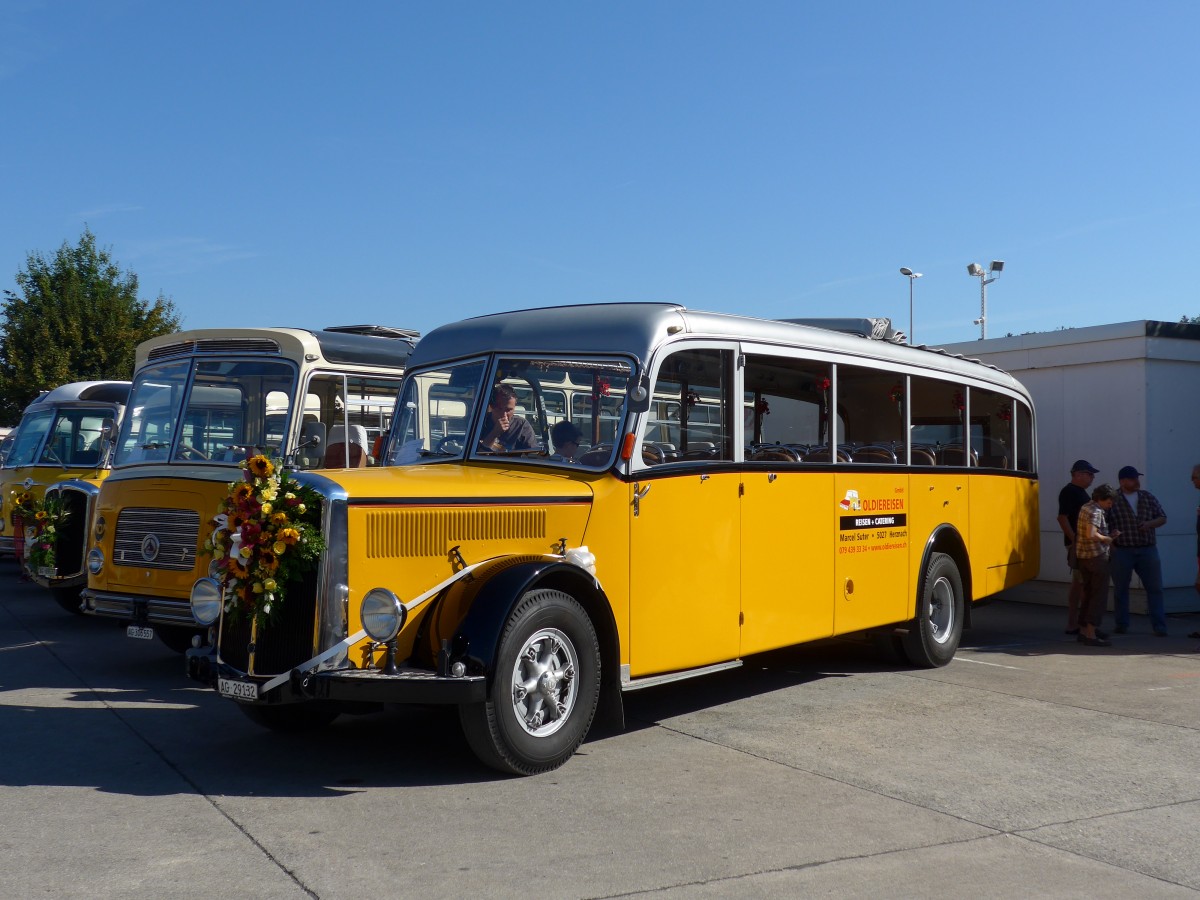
[899,267,922,344]
[967,260,1004,339]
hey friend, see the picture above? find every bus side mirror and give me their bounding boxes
[628,378,650,412]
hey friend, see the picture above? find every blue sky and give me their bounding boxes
[3,1,1198,347]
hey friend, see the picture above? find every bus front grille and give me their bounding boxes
[113,508,200,571]
[218,575,319,676]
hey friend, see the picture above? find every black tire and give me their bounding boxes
[901,552,964,668]
[157,627,207,655]
[51,587,84,615]
[238,702,341,733]
[459,588,600,775]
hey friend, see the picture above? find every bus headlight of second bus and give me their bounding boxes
[190,577,223,627]
[361,588,406,642]
[87,547,104,575]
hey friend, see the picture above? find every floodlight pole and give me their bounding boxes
[968,260,1004,340]
[899,268,922,344]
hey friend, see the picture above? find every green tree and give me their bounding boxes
[0,229,181,423]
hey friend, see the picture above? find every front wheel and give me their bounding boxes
[51,587,84,615]
[459,589,600,775]
[901,552,964,668]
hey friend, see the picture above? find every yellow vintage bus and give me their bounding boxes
[186,303,1039,774]
[81,325,416,652]
[0,381,130,609]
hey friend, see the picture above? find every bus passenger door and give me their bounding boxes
[628,344,740,677]
[740,470,836,654]
[628,472,742,675]
[833,472,910,634]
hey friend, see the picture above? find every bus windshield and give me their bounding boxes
[115,359,297,466]
[388,356,634,469]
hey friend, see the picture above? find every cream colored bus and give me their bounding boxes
[187,303,1038,773]
[81,325,416,652]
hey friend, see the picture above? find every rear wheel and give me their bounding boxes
[901,552,964,668]
[459,589,600,775]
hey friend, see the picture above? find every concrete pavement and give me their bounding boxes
[2,567,1198,898]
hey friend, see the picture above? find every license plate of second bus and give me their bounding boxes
[126,625,154,640]
[218,678,259,701]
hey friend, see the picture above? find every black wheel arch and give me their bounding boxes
[919,525,973,629]
[434,557,623,731]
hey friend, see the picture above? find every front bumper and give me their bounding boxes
[31,570,86,591]
[186,648,487,706]
[82,588,196,626]
[0,535,13,556]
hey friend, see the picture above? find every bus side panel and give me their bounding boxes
[740,469,835,655]
[908,470,971,615]
[968,474,1040,600]
[832,472,910,634]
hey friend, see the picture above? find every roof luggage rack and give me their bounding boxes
[779,317,907,344]
[323,325,421,340]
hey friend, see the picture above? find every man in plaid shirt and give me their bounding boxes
[1107,465,1168,635]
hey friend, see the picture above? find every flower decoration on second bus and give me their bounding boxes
[27,494,69,574]
[10,490,40,524]
[203,454,325,628]
[889,382,903,413]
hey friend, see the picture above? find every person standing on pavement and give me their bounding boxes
[1107,465,1168,636]
[1057,460,1099,634]
[1075,483,1119,646]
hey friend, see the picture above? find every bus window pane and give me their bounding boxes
[645,348,732,462]
[1016,401,1034,472]
[838,365,905,464]
[743,354,830,462]
[969,388,1015,469]
[910,376,967,467]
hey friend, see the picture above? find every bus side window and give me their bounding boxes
[643,347,734,464]
[837,364,905,464]
[910,375,967,467]
[743,354,828,462]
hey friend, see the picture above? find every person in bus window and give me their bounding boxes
[550,420,581,460]
[479,384,537,452]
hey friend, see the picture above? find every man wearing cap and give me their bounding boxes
[1057,460,1099,634]
[1107,465,1168,635]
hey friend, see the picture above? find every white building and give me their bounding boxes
[941,320,1200,612]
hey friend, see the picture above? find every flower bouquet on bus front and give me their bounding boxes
[27,494,69,577]
[203,454,325,628]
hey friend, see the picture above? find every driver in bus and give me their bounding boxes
[479,384,538,452]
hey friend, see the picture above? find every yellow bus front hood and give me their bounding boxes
[312,463,598,504]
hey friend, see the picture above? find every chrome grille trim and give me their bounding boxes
[365,507,546,559]
[114,508,200,571]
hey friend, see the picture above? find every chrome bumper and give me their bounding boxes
[81,589,196,626]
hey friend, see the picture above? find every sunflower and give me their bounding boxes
[248,455,275,478]
[270,512,290,527]
[258,549,280,574]
[232,483,253,504]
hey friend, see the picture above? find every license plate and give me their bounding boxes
[218,677,259,701]
[126,625,154,640]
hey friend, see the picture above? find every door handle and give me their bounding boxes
[633,482,651,517]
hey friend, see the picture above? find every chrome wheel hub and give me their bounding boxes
[510,627,578,737]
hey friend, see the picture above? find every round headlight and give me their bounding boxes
[87,548,105,575]
[361,588,406,642]
[190,577,223,626]
[94,515,106,541]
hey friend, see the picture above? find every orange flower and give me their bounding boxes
[232,483,253,504]
[279,527,300,546]
[270,512,290,527]
[258,549,280,574]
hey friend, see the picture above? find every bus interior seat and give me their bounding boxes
[749,445,801,462]
[910,446,938,466]
[852,445,897,464]
[325,424,369,468]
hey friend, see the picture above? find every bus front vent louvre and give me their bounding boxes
[147,338,282,361]
[365,508,547,559]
